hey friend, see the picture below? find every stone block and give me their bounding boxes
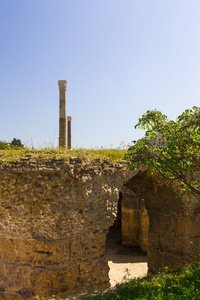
[81,232,106,260]
[121,195,148,250]
[165,255,187,270]
[70,232,106,262]
[79,256,110,289]
[122,197,140,210]
[140,212,149,228]
[70,235,82,262]
[0,237,70,267]
[139,228,148,252]
[147,251,166,274]
[0,261,80,298]
[0,292,25,300]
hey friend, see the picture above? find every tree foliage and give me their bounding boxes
[10,138,24,148]
[125,106,200,197]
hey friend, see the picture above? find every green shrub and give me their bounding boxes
[0,141,9,149]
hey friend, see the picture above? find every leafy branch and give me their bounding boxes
[125,106,200,197]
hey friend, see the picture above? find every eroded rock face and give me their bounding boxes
[0,156,133,298]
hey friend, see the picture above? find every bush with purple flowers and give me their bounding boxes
[125,106,200,197]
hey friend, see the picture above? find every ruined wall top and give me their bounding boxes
[0,151,132,179]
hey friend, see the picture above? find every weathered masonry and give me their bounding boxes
[0,154,200,299]
[121,186,149,252]
[58,80,72,149]
[58,80,67,148]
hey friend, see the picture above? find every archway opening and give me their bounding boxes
[120,170,200,275]
[106,190,148,287]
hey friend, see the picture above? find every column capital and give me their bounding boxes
[67,116,72,121]
[58,80,67,91]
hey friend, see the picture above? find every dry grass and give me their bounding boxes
[0,148,127,164]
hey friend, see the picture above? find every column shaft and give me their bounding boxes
[58,80,67,148]
[67,116,72,149]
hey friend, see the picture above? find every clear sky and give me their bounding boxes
[0,0,200,149]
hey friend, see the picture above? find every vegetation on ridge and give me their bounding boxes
[0,138,24,149]
[0,148,127,164]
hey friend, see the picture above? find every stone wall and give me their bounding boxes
[121,186,149,251]
[0,154,134,299]
[0,153,200,298]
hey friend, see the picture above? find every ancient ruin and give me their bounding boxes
[67,116,72,149]
[58,80,67,148]
[58,80,72,149]
[0,155,200,299]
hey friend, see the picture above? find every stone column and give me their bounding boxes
[58,80,67,148]
[67,116,72,149]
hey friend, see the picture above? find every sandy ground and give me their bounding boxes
[106,228,148,287]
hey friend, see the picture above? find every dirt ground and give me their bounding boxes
[106,228,148,287]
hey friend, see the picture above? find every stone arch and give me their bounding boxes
[105,186,148,287]
[121,170,200,274]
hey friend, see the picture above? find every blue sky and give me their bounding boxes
[0,0,200,149]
